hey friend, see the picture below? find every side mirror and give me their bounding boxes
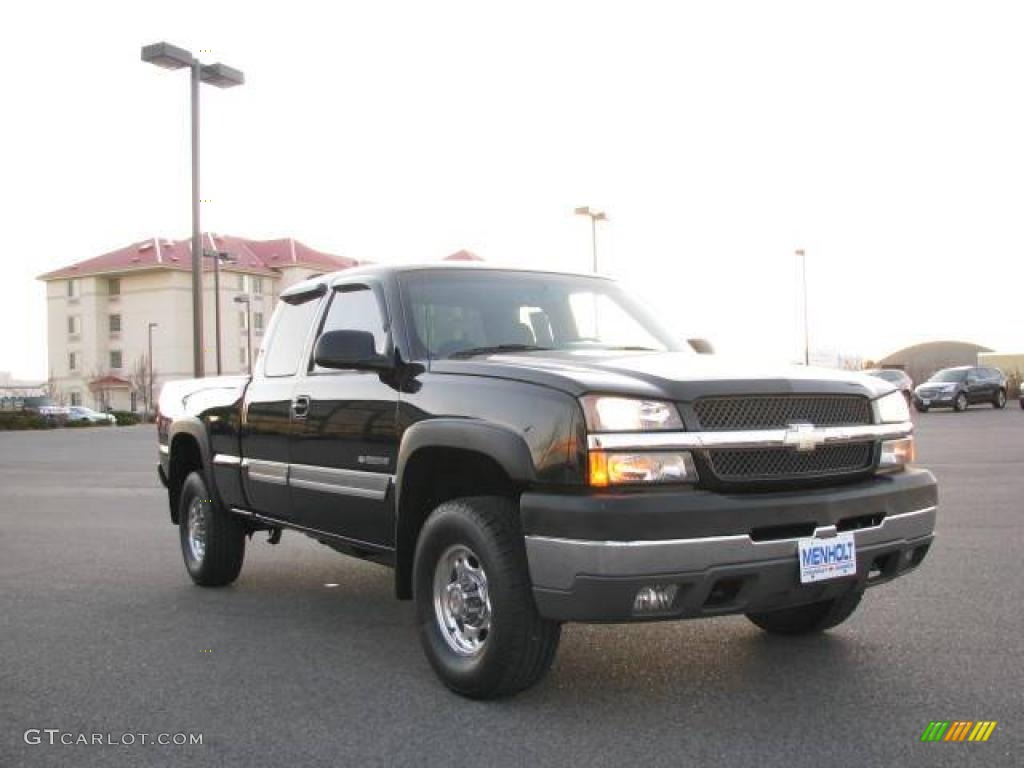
[313,330,392,371]
[687,338,715,355]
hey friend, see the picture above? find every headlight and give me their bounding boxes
[874,390,910,423]
[878,437,915,473]
[581,395,682,432]
[589,451,698,487]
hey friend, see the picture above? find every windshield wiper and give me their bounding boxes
[448,344,552,359]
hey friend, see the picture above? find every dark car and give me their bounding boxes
[913,366,1007,412]
[863,369,913,404]
[157,264,936,698]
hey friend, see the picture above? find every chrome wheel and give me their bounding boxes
[186,498,207,562]
[433,544,492,656]
[996,391,1006,408]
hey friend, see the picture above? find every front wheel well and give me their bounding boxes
[168,433,204,524]
[395,447,520,599]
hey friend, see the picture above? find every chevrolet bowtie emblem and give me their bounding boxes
[783,423,825,452]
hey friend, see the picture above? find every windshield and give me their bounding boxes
[400,270,683,359]
[929,369,967,383]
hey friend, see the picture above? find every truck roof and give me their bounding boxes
[280,262,614,301]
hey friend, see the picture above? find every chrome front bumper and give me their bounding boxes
[525,505,936,622]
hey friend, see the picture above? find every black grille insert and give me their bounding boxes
[706,442,874,482]
[693,395,872,431]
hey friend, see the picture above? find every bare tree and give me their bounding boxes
[837,353,864,372]
[130,354,155,415]
[42,370,66,405]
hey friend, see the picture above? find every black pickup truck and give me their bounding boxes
[157,265,937,698]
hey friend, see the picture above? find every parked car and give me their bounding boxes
[863,369,913,404]
[37,405,70,418]
[68,406,116,425]
[913,366,1007,412]
[157,265,937,699]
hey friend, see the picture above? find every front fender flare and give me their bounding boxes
[392,418,537,598]
[394,418,537,510]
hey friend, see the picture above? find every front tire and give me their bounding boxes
[178,471,245,587]
[746,590,863,635]
[413,496,561,699]
[953,392,968,412]
[993,389,1007,409]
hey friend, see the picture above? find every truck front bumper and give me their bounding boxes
[521,468,937,622]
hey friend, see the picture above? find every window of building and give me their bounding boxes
[262,297,321,377]
[254,312,265,333]
[68,351,78,371]
[238,274,247,291]
[109,314,121,333]
[67,279,79,298]
[67,316,80,335]
[239,310,248,330]
[70,391,82,406]
[312,286,387,372]
[108,278,121,296]
[110,350,123,369]
[252,277,264,295]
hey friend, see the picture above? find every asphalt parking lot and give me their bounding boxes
[2,409,1022,767]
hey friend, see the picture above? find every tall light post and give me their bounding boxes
[574,206,609,273]
[141,42,244,378]
[234,295,253,375]
[147,322,158,416]
[204,248,236,375]
[796,248,809,365]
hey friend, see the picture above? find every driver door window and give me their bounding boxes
[312,286,387,372]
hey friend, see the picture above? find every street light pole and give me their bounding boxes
[147,322,158,415]
[574,206,609,272]
[234,296,253,375]
[190,59,203,378]
[796,248,809,365]
[141,42,245,378]
[204,248,236,376]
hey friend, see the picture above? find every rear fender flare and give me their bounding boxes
[167,417,221,519]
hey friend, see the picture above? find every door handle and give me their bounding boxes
[291,395,310,419]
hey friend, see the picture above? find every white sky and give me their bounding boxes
[2,0,1022,379]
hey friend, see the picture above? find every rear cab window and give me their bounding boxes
[261,294,323,377]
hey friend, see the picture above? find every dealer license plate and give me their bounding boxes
[797,532,857,584]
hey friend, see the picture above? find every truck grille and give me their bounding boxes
[693,395,872,431]
[705,442,874,483]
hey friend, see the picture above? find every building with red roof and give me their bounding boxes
[38,234,355,412]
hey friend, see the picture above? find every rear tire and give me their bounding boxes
[178,471,245,587]
[413,496,561,699]
[993,389,1007,409]
[953,392,968,412]
[746,590,863,635]
[913,402,929,413]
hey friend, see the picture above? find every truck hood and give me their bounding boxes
[428,351,893,402]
